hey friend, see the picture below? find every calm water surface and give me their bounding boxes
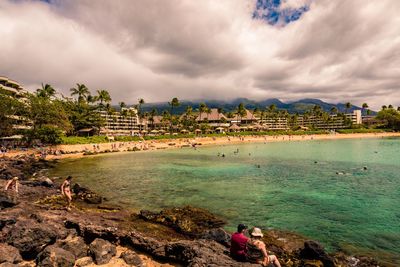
[49,137,400,263]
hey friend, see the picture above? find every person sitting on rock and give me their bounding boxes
[4,176,19,202]
[230,224,249,261]
[246,227,281,267]
[61,176,73,211]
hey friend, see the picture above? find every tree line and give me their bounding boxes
[1,83,400,144]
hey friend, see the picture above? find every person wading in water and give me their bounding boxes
[61,176,73,211]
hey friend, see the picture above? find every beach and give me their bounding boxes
[4,132,400,160]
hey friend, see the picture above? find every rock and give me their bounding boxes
[39,177,54,187]
[56,235,88,259]
[72,183,103,204]
[75,256,93,267]
[300,241,335,267]
[0,216,16,231]
[303,259,324,267]
[120,231,167,258]
[0,244,22,264]
[65,220,120,244]
[5,220,59,260]
[164,239,250,266]
[89,238,116,265]
[0,196,17,210]
[200,228,231,247]
[138,206,226,236]
[36,245,75,267]
[120,250,145,266]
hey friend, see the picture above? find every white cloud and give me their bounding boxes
[0,0,399,110]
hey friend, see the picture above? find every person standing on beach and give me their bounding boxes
[61,176,73,211]
[4,176,19,202]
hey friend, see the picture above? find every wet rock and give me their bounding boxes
[303,259,324,267]
[300,241,335,267]
[89,238,116,265]
[120,250,145,266]
[74,256,93,267]
[31,177,54,187]
[138,206,226,237]
[5,219,59,260]
[200,228,231,247]
[36,245,75,267]
[72,183,103,204]
[0,244,22,264]
[56,235,88,259]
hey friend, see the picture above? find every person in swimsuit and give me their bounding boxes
[61,176,73,211]
[246,227,281,267]
[4,176,19,202]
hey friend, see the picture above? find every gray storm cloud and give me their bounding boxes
[0,0,399,109]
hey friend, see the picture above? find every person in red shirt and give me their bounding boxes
[230,224,249,261]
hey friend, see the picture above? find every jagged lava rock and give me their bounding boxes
[56,235,88,259]
[0,243,22,264]
[36,245,75,267]
[300,240,335,267]
[89,238,116,265]
[120,250,145,266]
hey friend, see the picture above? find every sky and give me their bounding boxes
[1,0,399,109]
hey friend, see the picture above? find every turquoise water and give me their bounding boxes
[49,138,400,263]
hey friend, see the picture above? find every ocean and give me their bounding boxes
[49,137,400,264]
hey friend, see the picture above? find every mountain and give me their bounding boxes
[138,98,370,115]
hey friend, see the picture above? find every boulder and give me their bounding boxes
[120,250,145,266]
[200,228,231,247]
[36,245,75,267]
[89,238,116,265]
[299,241,335,267]
[5,220,59,260]
[72,183,103,204]
[56,236,88,259]
[138,206,226,236]
[0,244,22,264]
[120,231,167,258]
[74,256,93,267]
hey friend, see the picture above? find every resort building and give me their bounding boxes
[258,117,289,130]
[195,108,230,128]
[0,76,27,101]
[98,107,146,136]
[228,109,257,125]
[345,110,362,125]
[0,76,32,131]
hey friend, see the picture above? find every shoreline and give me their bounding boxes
[3,132,400,160]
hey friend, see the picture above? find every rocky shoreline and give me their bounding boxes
[0,156,387,266]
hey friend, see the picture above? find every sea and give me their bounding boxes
[49,137,400,264]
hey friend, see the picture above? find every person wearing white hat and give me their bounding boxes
[246,227,281,267]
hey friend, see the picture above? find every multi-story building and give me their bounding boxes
[0,76,32,132]
[98,107,146,136]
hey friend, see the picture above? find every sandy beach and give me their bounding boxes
[3,132,400,160]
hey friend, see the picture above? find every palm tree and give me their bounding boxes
[137,98,145,118]
[388,104,393,109]
[169,97,180,115]
[361,103,368,115]
[70,83,89,103]
[397,107,400,112]
[236,103,246,125]
[149,108,157,129]
[96,89,111,107]
[345,102,352,114]
[382,105,387,110]
[119,101,126,111]
[199,102,207,122]
[330,106,338,115]
[36,83,56,99]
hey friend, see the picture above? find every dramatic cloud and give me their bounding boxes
[0,0,399,109]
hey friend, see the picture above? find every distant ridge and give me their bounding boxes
[137,98,371,115]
